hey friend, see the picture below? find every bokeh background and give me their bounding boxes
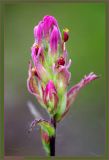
[4,2,105,156]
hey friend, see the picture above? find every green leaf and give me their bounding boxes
[41,130,50,155]
[38,120,55,137]
[42,139,50,155]
[29,119,55,155]
[29,119,55,136]
[39,120,55,155]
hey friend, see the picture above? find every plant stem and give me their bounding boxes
[50,116,56,156]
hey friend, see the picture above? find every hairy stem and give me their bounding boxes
[50,116,56,156]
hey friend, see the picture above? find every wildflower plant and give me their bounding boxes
[27,15,99,156]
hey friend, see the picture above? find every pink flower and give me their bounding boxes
[27,61,43,105]
[50,26,60,54]
[61,73,100,120]
[43,80,58,114]
[31,44,44,65]
[55,56,72,90]
[43,15,58,38]
[34,21,43,44]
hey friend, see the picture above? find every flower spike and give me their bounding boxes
[27,15,99,156]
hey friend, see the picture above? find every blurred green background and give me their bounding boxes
[4,2,105,156]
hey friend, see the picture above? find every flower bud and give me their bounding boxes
[31,45,44,65]
[57,56,65,66]
[44,80,58,114]
[50,26,59,54]
[62,28,69,42]
[34,21,43,44]
[31,44,39,62]
[43,15,58,38]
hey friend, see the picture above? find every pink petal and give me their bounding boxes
[50,26,60,54]
[35,63,50,82]
[34,21,43,44]
[68,72,99,97]
[31,45,44,65]
[53,58,71,90]
[44,80,57,98]
[31,45,48,82]
[27,61,43,104]
[43,80,59,112]
[57,65,71,89]
[27,61,39,95]
[43,15,58,37]
[61,72,99,119]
